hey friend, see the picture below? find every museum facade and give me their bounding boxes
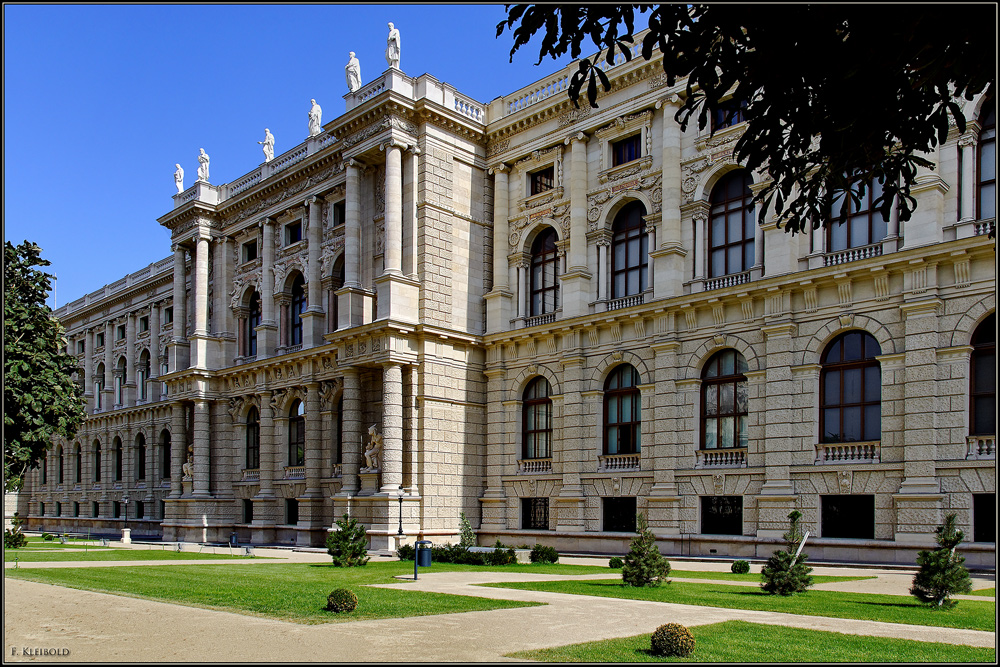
[23,40,996,566]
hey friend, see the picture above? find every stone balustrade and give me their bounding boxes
[242,469,260,482]
[453,94,484,122]
[503,70,571,116]
[518,458,553,474]
[696,447,748,468]
[525,312,556,328]
[598,453,640,471]
[966,435,995,460]
[283,466,305,480]
[705,270,752,292]
[608,294,644,311]
[815,441,881,464]
[824,242,883,267]
[269,143,309,176]
[974,219,995,236]
[228,170,261,197]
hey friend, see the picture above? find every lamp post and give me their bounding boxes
[122,494,129,530]
[396,485,404,541]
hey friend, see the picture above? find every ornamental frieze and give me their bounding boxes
[586,173,662,230]
[222,163,344,228]
[507,202,569,250]
[342,115,417,150]
[680,157,712,204]
[557,106,592,127]
[229,269,261,309]
[487,139,510,158]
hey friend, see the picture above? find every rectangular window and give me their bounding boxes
[77,340,86,354]
[74,501,80,517]
[242,240,258,263]
[285,222,302,246]
[974,493,995,543]
[822,495,875,539]
[139,316,149,332]
[39,502,45,517]
[96,333,105,347]
[159,500,166,520]
[243,499,254,524]
[92,501,100,518]
[612,135,641,167]
[56,502,62,517]
[113,501,121,519]
[333,201,346,227]
[530,166,554,195]
[117,324,126,340]
[136,502,145,520]
[603,497,637,532]
[711,98,748,132]
[286,498,299,525]
[701,496,743,535]
[521,498,550,530]
[164,307,173,324]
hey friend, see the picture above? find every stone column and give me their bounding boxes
[380,363,403,492]
[215,235,236,364]
[959,132,977,222]
[302,197,326,348]
[125,312,136,406]
[651,95,686,298]
[303,382,322,497]
[339,159,367,328]
[340,368,361,494]
[170,243,189,370]
[256,390,275,498]
[561,134,591,318]
[485,165,513,333]
[257,218,278,358]
[191,229,212,369]
[693,213,707,281]
[84,328,94,412]
[148,303,161,402]
[170,402,185,497]
[381,142,404,275]
[403,146,420,276]
[596,237,610,303]
[103,321,114,409]
[192,399,211,497]
[515,261,527,320]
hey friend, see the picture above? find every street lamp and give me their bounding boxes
[122,494,129,530]
[396,485,405,540]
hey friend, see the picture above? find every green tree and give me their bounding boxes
[4,241,86,492]
[325,513,370,567]
[622,512,670,587]
[458,511,476,547]
[498,5,995,237]
[910,513,973,609]
[760,509,813,595]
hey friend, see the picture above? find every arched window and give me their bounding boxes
[115,357,126,406]
[828,177,889,252]
[604,364,641,454]
[290,275,306,346]
[135,433,146,480]
[529,228,560,317]
[159,430,171,479]
[335,396,344,464]
[709,171,756,278]
[330,257,345,332]
[522,377,552,459]
[93,440,102,482]
[138,350,150,401]
[74,444,82,483]
[57,446,64,484]
[701,349,749,450]
[821,331,882,443]
[978,98,995,221]
[288,400,305,467]
[970,313,996,436]
[113,436,123,481]
[247,290,261,357]
[95,363,105,409]
[246,406,261,469]
[611,201,648,299]
[41,456,47,485]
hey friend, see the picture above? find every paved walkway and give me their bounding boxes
[3,546,995,662]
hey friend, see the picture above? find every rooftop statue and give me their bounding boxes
[196,148,210,182]
[345,51,361,93]
[386,22,400,69]
[258,128,274,163]
[308,99,322,137]
[174,164,184,193]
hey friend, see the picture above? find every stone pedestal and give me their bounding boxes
[121,528,131,545]
[645,493,681,535]
[358,472,381,495]
[484,289,514,334]
[554,495,586,532]
[374,274,420,323]
[182,479,193,496]
[337,287,372,328]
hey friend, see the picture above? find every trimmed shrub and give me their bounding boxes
[650,623,696,657]
[325,588,358,613]
[529,544,559,564]
[459,511,476,548]
[910,513,973,609]
[760,510,813,595]
[396,543,415,561]
[42,532,54,541]
[731,559,751,574]
[608,556,624,569]
[325,513,370,567]
[484,539,517,566]
[622,513,671,587]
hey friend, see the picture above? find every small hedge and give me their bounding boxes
[608,556,624,569]
[731,559,751,574]
[42,532,54,541]
[396,540,520,566]
[650,623,696,657]
[325,588,358,613]
[529,544,559,564]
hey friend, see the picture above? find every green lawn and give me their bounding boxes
[969,587,995,597]
[668,569,872,584]
[5,561,542,624]
[5,548,255,562]
[482,579,995,631]
[506,620,996,663]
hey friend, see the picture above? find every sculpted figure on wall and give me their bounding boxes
[308,99,322,137]
[174,164,184,193]
[385,22,400,69]
[258,128,274,163]
[197,148,210,182]
[181,444,194,480]
[362,424,383,471]
[345,52,361,92]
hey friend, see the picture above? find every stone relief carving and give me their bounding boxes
[222,164,343,227]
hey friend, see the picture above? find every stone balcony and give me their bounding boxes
[696,447,747,468]
[517,458,552,474]
[966,435,995,460]
[598,453,640,471]
[815,441,881,464]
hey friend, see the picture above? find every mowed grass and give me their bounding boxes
[482,579,995,631]
[506,620,997,663]
[5,548,253,562]
[5,561,542,624]
[969,587,995,597]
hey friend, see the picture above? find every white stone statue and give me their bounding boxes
[362,424,383,471]
[258,128,274,163]
[197,148,210,182]
[174,164,184,193]
[308,99,322,137]
[181,445,194,480]
[385,22,401,69]
[345,51,361,92]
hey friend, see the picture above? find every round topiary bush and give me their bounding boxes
[650,623,696,657]
[42,532,54,541]
[731,559,750,574]
[608,556,624,569]
[529,544,559,564]
[325,588,358,613]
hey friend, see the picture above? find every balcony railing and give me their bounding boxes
[967,435,995,460]
[696,448,747,468]
[242,469,260,482]
[607,294,644,311]
[283,466,305,480]
[824,242,883,267]
[518,458,552,474]
[815,441,881,464]
[525,312,556,328]
[705,271,751,292]
[598,453,640,471]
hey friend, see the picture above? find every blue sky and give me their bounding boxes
[4,4,582,308]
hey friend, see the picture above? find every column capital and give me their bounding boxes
[655,93,682,109]
[379,139,408,153]
[406,145,421,156]
[564,131,588,145]
[306,194,325,207]
[488,163,509,176]
[344,157,365,170]
[259,216,276,229]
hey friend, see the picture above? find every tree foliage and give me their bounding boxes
[497,5,995,236]
[760,510,813,595]
[910,513,973,609]
[459,511,476,547]
[326,513,370,567]
[4,241,86,492]
[622,512,670,587]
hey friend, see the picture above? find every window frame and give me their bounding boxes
[529,227,560,317]
[522,377,553,460]
[708,170,756,278]
[288,400,305,467]
[285,221,302,246]
[701,349,749,450]
[970,313,996,436]
[135,434,146,480]
[290,276,306,346]
[820,331,882,444]
[529,165,555,196]
[610,201,649,299]
[711,97,748,132]
[977,97,996,221]
[246,407,261,469]
[611,134,642,167]
[247,290,262,357]
[827,177,890,252]
[604,364,642,455]
[821,494,875,539]
[242,239,259,264]
[602,496,637,532]
[521,497,550,530]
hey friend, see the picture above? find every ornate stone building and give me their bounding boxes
[24,38,996,565]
